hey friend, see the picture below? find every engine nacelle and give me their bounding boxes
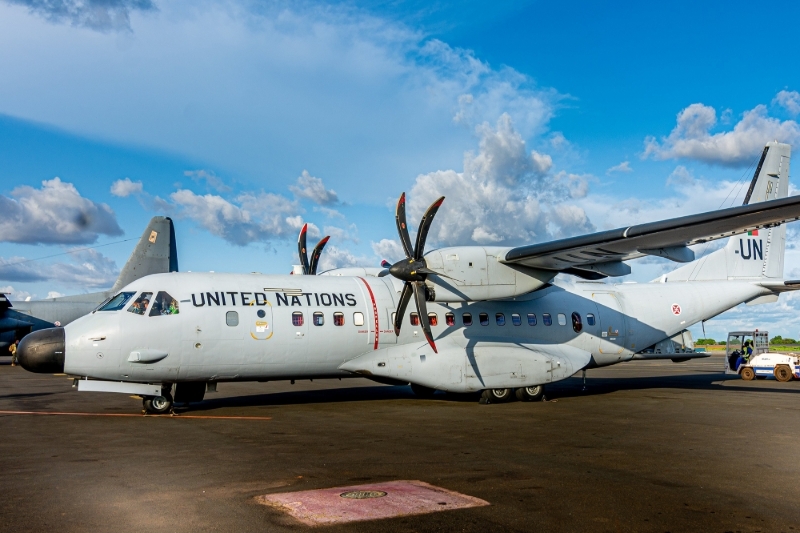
[422,247,554,302]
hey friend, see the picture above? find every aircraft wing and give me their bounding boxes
[503,195,800,276]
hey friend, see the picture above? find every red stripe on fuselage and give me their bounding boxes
[358,277,380,350]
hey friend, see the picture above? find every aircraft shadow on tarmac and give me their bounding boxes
[178,372,798,412]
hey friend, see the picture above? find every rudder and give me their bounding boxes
[110,216,178,292]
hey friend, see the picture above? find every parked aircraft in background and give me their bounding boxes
[17,142,800,413]
[0,217,178,350]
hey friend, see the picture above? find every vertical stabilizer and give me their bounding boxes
[110,217,178,292]
[664,142,790,282]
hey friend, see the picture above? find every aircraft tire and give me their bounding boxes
[515,385,545,402]
[774,365,793,382]
[486,388,512,403]
[740,367,755,381]
[410,384,437,398]
[143,393,174,414]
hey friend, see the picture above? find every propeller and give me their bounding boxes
[388,193,445,353]
[297,223,330,275]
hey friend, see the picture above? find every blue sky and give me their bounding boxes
[2,0,800,340]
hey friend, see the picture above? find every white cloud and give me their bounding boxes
[323,224,358,243]
[46,291,64,298]
[316,245,374,272]
[0,248,118,288]
[290,171,340,206]
[407,114,593,247]
[0,285,31,301]
[774,90,800,116]
[371,238,405,262]
[110,177,143,197]
[643,100,800,166]
[184,170,232,193]
[0,177,122,244]
[607,161,632,174]
[314,206,344,219]
[5,0,155,31]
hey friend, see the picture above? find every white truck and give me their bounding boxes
[724,330,800,381]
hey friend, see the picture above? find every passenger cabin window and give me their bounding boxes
[557,313,567,326]
[226,311,239,327]
[511,313,521,326]
[462,313,473,326]
[445,313,455,326]
[334,312,345,326]
[127,292,153,315]
[479,313,489,326]
[587,313,596,326]
[496,313,505,326]
[313,312,324,326]
[428,313,438,326]
[292,311,304,326]
[149,291,179,316]
[353,312,365,326]
[99,292,135,312]
[527,313,537,326]
[410,313,420,326]
[571,312,583,333]
[543,313,552,326]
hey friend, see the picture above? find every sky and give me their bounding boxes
[1,0,800,341]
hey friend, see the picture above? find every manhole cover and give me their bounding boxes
[340,490,387,499]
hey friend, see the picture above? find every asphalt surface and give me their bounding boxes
[1,353,799,533]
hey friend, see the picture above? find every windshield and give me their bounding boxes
[98,292,135,312]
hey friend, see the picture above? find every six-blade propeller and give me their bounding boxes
[297,223,330,275]
[388,193,445,353]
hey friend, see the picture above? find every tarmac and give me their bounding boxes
[1,352,799,533]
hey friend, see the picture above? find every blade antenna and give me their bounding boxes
[297,223,310,275]
[309,236,330,275]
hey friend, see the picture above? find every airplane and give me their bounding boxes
[16,141,800,414]
[0,217,178,351]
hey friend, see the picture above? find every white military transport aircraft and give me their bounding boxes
[17,142,800,413]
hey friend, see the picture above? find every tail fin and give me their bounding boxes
[110,217,178,292]
[665,141,791,282]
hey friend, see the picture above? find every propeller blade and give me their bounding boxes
[380,259,391,268]
[413,196,445,260]
[412,281,437,353]
[395,193,415,258]
[297,223,310,275]
[308,236,330,275]
[394,282,413,336]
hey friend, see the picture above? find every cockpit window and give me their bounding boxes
[127,292,153,315]
[149,291,180,316]
[98,292,135,312]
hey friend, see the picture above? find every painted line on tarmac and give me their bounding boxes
[0,410,271,420]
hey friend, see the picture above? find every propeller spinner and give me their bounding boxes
[297,223,330,275]
[389,193,445,353]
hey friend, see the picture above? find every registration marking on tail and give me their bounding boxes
[256,480,489,526]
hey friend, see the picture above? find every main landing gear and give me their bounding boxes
[479,385,546,404]
[142,386,174,415]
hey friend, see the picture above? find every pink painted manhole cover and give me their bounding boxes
[256,480,489,526]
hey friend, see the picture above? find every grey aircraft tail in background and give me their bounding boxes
[0,216,178,350]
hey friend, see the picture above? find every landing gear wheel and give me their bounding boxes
[410,384,436,398]
[485,388,512,403]
[515,385,545,402]
[740,367,755,381]
[143,393,174,414]
[774,365,793,382]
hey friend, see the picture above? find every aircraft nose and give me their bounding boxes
[18,327,65,374]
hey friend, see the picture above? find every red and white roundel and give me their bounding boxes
[671,304,681,316]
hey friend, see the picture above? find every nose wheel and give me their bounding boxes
[143,392,174,415]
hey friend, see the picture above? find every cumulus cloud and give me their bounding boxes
[0,285,31,301]
[184,170,232,193]
[290,171,340,206]
[110,177,143,197]
[0,177,122,244]
[0,248,119,288]
[316,245,374,272]
[774,90,800,116]
[371,238,406,262]
[4,0,156,31]
[643,100,800,167]
[607,161,632,174]
[407,114,593,247]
